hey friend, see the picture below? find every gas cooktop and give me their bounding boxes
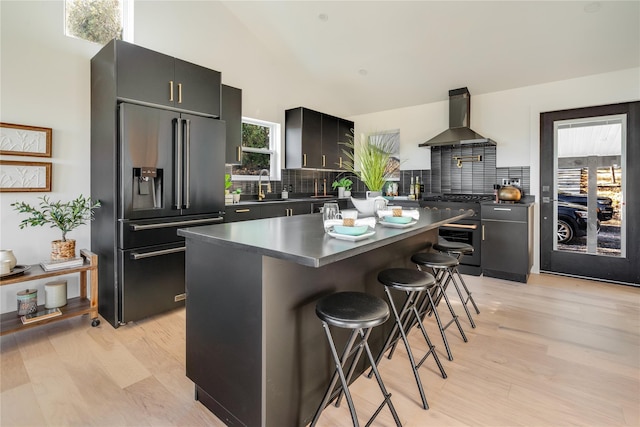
[422,194,494,202]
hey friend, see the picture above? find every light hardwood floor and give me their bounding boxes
[1,273,638,427]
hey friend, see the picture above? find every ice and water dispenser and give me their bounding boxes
[133,167,162,210]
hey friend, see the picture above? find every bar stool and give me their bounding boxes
[433,238,480,328]
[311,291,402,427]
[373,268,447,410]
[410,252,468,361]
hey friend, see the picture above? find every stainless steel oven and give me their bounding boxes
[421,194,493,275]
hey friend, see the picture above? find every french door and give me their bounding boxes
[540,101,639,286]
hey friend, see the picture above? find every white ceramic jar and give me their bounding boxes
[0,249,17,270]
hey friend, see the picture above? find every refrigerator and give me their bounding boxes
[92,102,225,327]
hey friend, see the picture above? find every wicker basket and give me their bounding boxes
[51,239,76,261]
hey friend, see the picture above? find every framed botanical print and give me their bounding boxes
[0,122,52,157]
[0,160,52,192]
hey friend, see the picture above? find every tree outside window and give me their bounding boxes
[232,119,280,179]
[65,0,125,45]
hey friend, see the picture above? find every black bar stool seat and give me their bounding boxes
[373,268,447,410]
[312,292,402,427]
[410,252,468,361]
[433,239,474,254]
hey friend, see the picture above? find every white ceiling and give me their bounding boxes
[221,0,640,117]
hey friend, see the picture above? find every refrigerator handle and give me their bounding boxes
[184,118,191,209]
[174,118,182,209]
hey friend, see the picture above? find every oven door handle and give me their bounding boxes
[443,223,477,230]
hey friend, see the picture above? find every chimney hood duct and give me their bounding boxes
[419,87,496,147]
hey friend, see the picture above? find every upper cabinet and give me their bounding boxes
[115,40,221,117]
[285,107,354,170]
[221,85,242,164]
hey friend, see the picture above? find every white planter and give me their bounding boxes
[338,187,345,198]
[344,190,351,198]
[350,196,387,217]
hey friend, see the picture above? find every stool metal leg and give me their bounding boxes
[449,252,480,318]
[311,323,360,427]
[416,266,468,361]
[312,323,402,427]
[448,268,476,328]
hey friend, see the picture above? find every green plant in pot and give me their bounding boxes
[232,187,242,203]
[12,194,101,260]
[340,131,399,215]
[224,173,234,204]
[331,177,353,198]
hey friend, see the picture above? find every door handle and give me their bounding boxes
[174,118,182,209]
[129,217,223,231]
[131,246,185,260]
[183,119,191,209]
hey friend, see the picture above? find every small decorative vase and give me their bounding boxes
[338,187,345,198]
[51,239,76,260]
[0,249,17,269]
[344,190,351,198]
[232,193,241,203]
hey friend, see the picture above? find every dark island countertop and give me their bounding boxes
[178,209,471,268]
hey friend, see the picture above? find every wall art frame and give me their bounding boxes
[0,122,52,157]
[0,160,52,192]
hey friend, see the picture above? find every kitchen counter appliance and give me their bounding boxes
[421,194,494,275]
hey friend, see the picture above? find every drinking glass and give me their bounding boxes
[322,203,340,231]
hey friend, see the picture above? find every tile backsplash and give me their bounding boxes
[227,146,530,197]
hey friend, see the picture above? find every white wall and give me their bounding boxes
[1,0,638,312]
[351,68,640,273]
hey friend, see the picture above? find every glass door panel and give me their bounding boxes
[554,116,625,257]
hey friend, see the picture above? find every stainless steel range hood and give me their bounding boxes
[419,87,496,147]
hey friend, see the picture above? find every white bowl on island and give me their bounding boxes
[350,196,388,217]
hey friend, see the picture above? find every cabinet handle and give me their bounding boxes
[303,154,307,167]
[236,146,242,162]
[169,80,174,102]
[482,224,485,241]
[339,157,342,168]
[235,209,250,213]
[178,83,183,104]
[322,155,326,167]
[131,246,185,260]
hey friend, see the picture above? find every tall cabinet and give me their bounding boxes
[285,107,354,170]
[91,39,223,327]
[221,84,242,164]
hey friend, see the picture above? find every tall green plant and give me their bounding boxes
[12,195,101,242]
[340,132,399,192]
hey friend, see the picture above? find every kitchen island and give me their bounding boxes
[178,209,470,427]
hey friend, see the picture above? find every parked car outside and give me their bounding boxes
[557,192,614,221]
[557,201,600,243]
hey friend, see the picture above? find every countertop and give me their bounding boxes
[178,210,470,268]
[481,195,536,207]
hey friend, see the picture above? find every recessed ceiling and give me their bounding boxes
[221,1,640,117]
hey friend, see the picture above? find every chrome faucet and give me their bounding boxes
[258,169,271,200]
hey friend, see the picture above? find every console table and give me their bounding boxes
[0,249,99,335]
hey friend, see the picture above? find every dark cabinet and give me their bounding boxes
[224,206,262,222]
[481,203,534,283]
[261,201,311,218]
[221,85,243,164]
[285,107,353,170]
[115,40,221,117]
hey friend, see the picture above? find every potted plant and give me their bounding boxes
[232,188,242,204]
[331,177,353,198]
[340,132,399,215]
[225,173,234,204]
[11,194,101,260]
